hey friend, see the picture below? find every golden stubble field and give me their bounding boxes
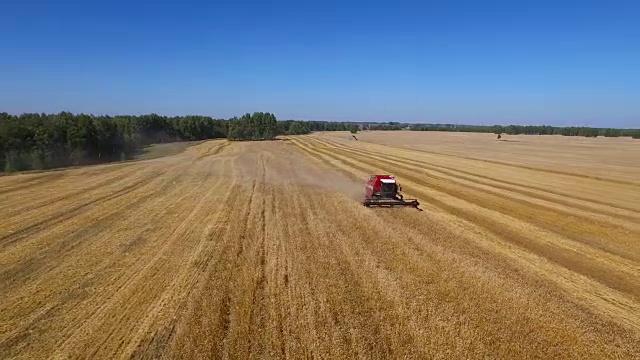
[1,131,639,359]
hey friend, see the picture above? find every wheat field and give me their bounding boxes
[1,131,639,359]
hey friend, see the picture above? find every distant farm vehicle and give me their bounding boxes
[363,175,420,209]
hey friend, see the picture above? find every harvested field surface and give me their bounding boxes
[1,132,639,359]
[135,140,205,161]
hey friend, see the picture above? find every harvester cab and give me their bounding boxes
[363,175,420,209]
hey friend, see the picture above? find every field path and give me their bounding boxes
[1,136,639,359]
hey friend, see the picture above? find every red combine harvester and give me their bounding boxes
[363,175,420,208]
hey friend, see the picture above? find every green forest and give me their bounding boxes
[0,112,225,172]
[0,112,358,172]
[227,112,278,140]
[1,111,638,173]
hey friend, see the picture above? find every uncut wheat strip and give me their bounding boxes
[291,137,640,332]
[301,137,640,279]
[314,133,640,210]
[312,135,640,223]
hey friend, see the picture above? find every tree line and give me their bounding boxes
[227,112,278,140]
[279,120,360,134]
[0,112,356,172]
[2,111,638,173]
[408,123,640,138]
[0,112,229,172]
[321,121,639,138]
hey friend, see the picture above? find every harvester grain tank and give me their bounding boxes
[363,175,420,208]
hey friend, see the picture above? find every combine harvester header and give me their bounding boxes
[363,175,420,209]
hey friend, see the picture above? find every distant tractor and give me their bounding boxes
[363,175,420,209]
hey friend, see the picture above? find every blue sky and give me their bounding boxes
[1,0,639,127]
